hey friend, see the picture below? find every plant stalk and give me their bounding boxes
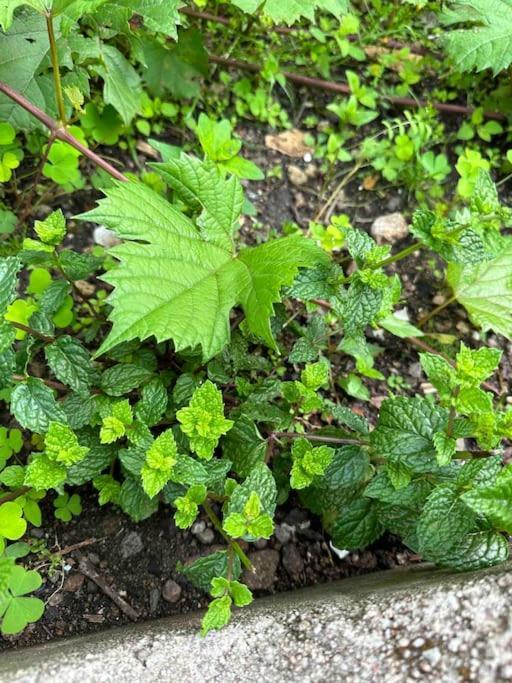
[45,13,67,125]
[417,294,457,327]
[372,241,423,269]
[203,500,253,571]
[271,431,368,446]
[0,80,126,182]
[9,321,54,343]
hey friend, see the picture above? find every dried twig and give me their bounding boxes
[79,557,140,621]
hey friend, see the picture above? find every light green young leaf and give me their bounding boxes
[176,381,233,460]
[34,210,66,246]
[24,454,66,490]
[0,502,26,540]
[79,180,326,359]
[201,595,232,637]
[231,0,348,24]
[45,421,89,466]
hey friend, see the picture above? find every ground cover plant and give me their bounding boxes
[0,0,512,640]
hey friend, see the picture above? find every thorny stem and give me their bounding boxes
[203,500,253,571]
[0,81,126,182]
[417,294,457,327]
[45,13,66,125]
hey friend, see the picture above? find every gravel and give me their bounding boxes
[3,562,512,682]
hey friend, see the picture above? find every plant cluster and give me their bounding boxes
[0,0,511,640]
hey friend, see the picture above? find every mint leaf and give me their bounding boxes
[101,363,153,396]
[179,550,241,593]
[45,336,93,396]
[435,530,509,570]
[0,256,20,316]
[417,487,476,561]
[461,465,512,532]
[370,397,448,472]
[329,497,383,550]
[201,595,232,637]
[11,378,66,433]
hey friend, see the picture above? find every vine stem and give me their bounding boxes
[271,432,367,446]
[0,80,126,182]
[417,294,457,327]
[45,13,66,124]
[203,500,253,572]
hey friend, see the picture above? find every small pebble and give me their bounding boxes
[196,528,215,545]
[162,579,182,604]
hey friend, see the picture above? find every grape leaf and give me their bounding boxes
[447,241,512,340]
[79,179,326,360]
[440,0,512,75]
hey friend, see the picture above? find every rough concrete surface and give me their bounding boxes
[1,562,511,683]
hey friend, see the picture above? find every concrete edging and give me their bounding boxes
[1,562,511,682]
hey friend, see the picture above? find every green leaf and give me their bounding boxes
[141,429,178,498]
[0,256,20,317]
[201,595,232,636]
[24,455,66,490]
[222,416,266,477]
[435,530,509,570]
[441,0,512,74]
[97,44,141,124]
[34,210,66,246]
[329,497,383,550]
[447,241,512,339]
[0,502,26,540]
[1,595,44,635]
[119,476,158,521]
[417,487,476,561]
[232,0,348,24]
[461,465,512,532]
[45,421,89,466]
[11,378,66,433]
[179,550,241,593]
[229,580,253,607]
[227,462,277,520]
[152,155,244,251]
[79,181,326,359]
[370,397,448,472]
[0,13,49,129]
[45,336,93,396]
[177,381,233,460]
[132,379,166,427]
[101,363,153,396]
[290,438,333,489]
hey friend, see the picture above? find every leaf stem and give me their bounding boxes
[9,321,54,343]
[371,241,423,269]
[271,431,368,446]
[203,500,253,571]
[0,486,30,505]
[0,80,126,182]
[45,13,66,125]
[417,294,457,327]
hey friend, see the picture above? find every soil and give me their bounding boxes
[3,111,512,651]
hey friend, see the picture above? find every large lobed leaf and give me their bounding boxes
[447,239,512,340]
[79,165,326,359]
[440,0,512,74]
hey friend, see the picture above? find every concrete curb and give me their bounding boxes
[1,562,511,682]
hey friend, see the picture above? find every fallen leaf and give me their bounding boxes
[265,129,313,157]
